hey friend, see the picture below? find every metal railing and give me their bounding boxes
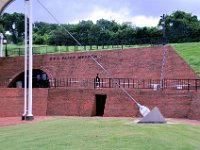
[49,78,200,91]
[1,78,199,91]
[5,44,152,57]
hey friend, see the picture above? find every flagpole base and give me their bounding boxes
[25,115,34,121]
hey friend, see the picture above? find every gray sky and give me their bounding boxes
[4,0,200,27]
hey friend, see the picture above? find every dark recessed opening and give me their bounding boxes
[95,94,107,116]
[8,69,50,88]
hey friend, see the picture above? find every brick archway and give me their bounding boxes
[8,69,50,88]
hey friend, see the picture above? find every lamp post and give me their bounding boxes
[0,33,3,57]
[160,14,167,89]
[161,14,166,45]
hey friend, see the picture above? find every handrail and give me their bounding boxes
[48,78,200,91]
[1,78,199,91]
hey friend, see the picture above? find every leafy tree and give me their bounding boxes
[76,20,93,45]
[159,11,200,43]
[0,24,4,34]
[1,11,199,46]
[33,22,59,44]
[33,33,48,45]
[48,27,68,45]
[88,24,100,45]
[0,13,24,44]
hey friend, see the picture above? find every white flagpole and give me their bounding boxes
[27,0,34,120]
[0,33,3,57]
[22,0,28,120]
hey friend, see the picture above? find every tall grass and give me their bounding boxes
[0,117,200,150]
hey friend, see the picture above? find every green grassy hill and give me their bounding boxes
[171,42,200,76]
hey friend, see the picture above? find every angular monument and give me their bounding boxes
[138,107,166,124]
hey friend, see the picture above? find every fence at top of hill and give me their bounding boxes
[3,43,162,57]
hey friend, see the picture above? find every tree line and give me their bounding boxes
[0,10,200,45]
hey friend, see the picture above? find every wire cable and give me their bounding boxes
[36,0,146,108]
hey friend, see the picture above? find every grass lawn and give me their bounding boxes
[0,117,200,150]
[171,42,200,75]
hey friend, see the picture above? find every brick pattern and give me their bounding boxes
[0,88,199,119]
[47,89,96,116]
[0,46,200,119]
[0,46,198,88]
[0,89,48,117]
[188,91,200,120]
[47,88,200,119]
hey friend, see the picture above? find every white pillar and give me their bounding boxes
[27,0,34,120]
[22,0,28,120]
[0,33,3,57]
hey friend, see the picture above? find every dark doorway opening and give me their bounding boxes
[95,95,107,116]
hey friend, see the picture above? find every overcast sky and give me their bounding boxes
[3,0,200,27]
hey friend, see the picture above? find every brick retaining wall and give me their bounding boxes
[0,88,48,117]
[1,88,199,120]
[0,46,199,119]
[0,46,198,88]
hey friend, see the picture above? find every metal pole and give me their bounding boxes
[27,0,34,120]
[0,33,3,57]
[160,14,166,89]
[22,0,28,120]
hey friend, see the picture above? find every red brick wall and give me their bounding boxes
[97,89,196,118]
[0,88,200,120]
[188,91,200,120]
[0,88,24,117]
[0,88,48,117]
[47,89,96,116]
[0,46,198,88]
[0,46,200,119]
[46,88,200,119]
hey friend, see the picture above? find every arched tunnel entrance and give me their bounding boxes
[8,69,50,88]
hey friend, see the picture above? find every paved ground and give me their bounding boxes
[0,117,200,127]
[0,116,52,127]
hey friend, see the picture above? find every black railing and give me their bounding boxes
[49,78,200,91]
[1,78,199,91]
